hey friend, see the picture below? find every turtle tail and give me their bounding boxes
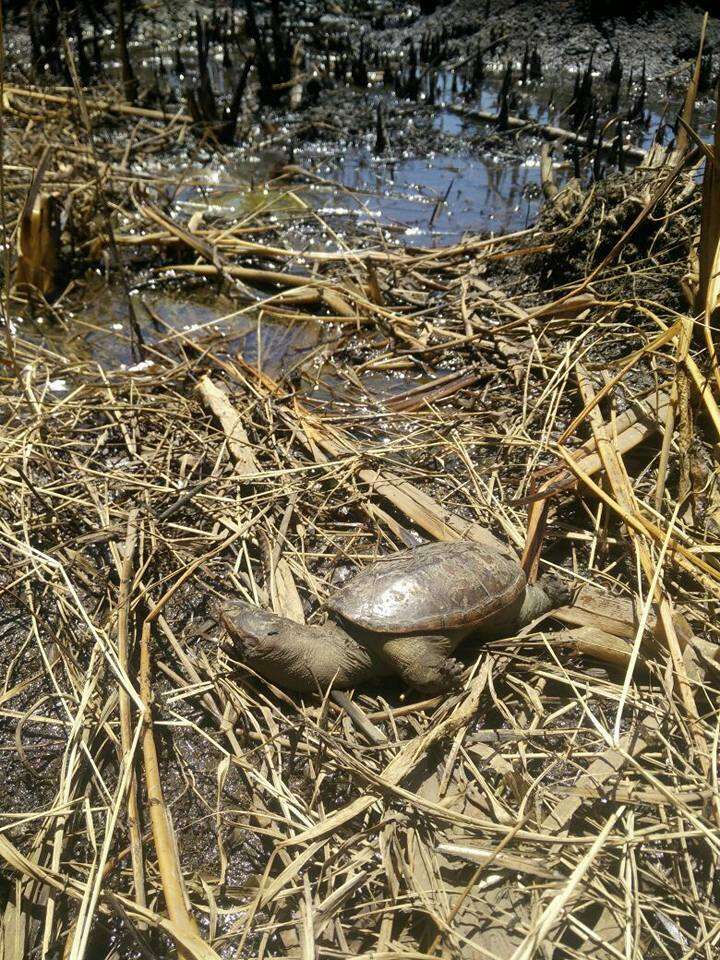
[515,573,570,628]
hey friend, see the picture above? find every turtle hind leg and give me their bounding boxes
[379,635,465,694]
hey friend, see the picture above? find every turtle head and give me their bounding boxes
[215,600,284,654]
[214,600,380,692]
[516,571,571,628]
[215,600,315,689]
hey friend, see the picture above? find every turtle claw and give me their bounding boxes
[441,656,466,690]
[411,655,465,695]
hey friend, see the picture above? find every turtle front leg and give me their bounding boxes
[218,602,389,693]
[378,635,465,694]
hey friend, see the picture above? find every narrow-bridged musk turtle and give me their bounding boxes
[219,540,567,693]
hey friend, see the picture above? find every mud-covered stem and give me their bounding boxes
[116,0,137,102]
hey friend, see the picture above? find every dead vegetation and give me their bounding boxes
[2,6,720,960]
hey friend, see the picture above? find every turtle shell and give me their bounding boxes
[328,541,525,635]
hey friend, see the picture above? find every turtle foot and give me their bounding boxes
[380,635,466,694]
[440,656,466,690]
[414,656,465,694]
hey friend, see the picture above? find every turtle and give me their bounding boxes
[218,540,567,694]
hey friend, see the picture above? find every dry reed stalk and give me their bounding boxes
[0,0,16,377]
[511,805,626,960]
[674,13,708,163]
[577,370,711,778]
[138,614,202,959]
[114,509,146,910]
[696,86,720,416]
[2,84,194,123]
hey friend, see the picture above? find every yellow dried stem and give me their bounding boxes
[14,193,59,296]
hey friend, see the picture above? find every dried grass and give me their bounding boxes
[0,51,719,960]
